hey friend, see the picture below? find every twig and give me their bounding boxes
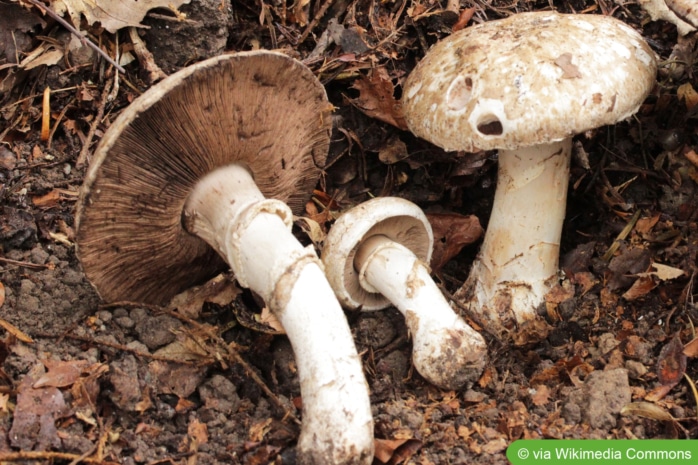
[24,0,125,74]
[0,451,117,464]
[47,96,75,149]
[32,330,202,365]
[76,78,112,168]
[104,300,302,425]
[0,257,51,270]
[298,0,337,44]
[601,209,641,261]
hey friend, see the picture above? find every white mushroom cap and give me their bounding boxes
[402,11,657,152]
[322,197,433,310]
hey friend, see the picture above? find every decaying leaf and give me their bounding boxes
[184,418,208,453]
[257,306,285,334]
[374,438,422,464]
[71,363,109,409]
[348,67,408,130]
[9,364,69,451]
[52,0,192,34]
[622,275,657,301]
[295,216,326,247]
[649,262,685,280]
[426,212,483,271]
[378,135,409,164]
[656,334,687,388]
[530,384,551,406]
[0,2,45,63]
[481,437,508,455]
[249,418,273,442]
[32,188,78,208]
[678,82,698,111]
[168,273,241,319]
[34,359,89,388]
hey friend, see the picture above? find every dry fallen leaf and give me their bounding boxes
[621,401,675,422]
[258,306,285,334]
[648,262,685,280]
[9,364,69,451]
[348,67,408,130]
[676,82,698,111]
[426,212,483,272]
[0,283,5,308]
[148,360,208,398]
[52,0,192,34]
[249,418,273,442]
[374,438,422,464]
[168,273,241,319]
[378,135,409,164]
[0,317,33,343]
[530,384,551,406]
[622,275,657,301]
[186,418,209,452]
[684,337,698,357]
[656,334,687,388]
[34,359,89,388]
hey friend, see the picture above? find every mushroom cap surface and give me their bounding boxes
[402,12,657,152]
[76,51,332,305]
[322,197,433,311]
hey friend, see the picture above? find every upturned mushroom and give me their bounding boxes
[401,12,657,341]
[75,52,373,464]
[322,197,487,390]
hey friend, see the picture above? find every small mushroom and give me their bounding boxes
[76,52,373,464]
[401,12,657,341]
[322,197,487,390]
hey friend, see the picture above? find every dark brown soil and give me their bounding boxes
[1,0,697,464]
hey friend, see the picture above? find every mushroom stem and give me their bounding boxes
[354,235,487,389]
[184,164,373,465]
[457,139,572,336]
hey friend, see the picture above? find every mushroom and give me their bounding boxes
[75,51,373,465]
[665,0,698,27]
[401,12,657,341]
[322,197,487,390]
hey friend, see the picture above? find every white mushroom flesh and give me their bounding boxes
[322,197,486,389]
[401,12,657,340]
[354,235,487,389]
[185,164,373,464]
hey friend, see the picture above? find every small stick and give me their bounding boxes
[32,330,201,365]
[104,300,302,425]
[601,209,641,261]
[47,96,75,149]
[24,0,125,74]
[76,78,112,168]
[298,0,336,44]
[0,451,117,464]
[0,257,51,270]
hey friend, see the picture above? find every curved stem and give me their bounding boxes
[355,235,487,389]
[185,164,373,464]
[457,139,571,338]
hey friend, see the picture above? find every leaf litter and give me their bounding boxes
[0,0,697,463]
